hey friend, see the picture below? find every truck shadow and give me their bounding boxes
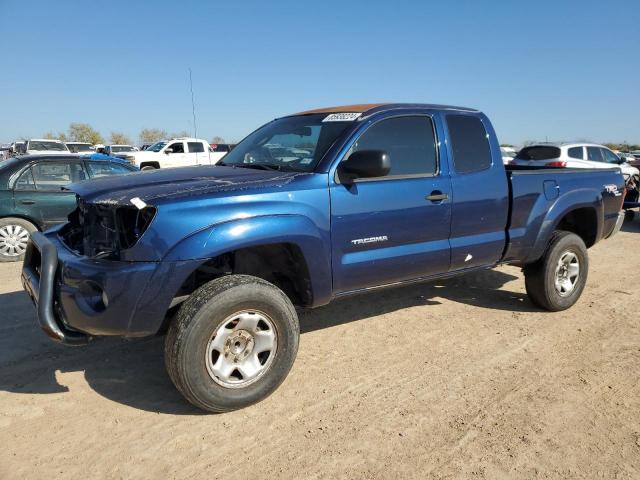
[0,268,534,414]
[621,214,640,233]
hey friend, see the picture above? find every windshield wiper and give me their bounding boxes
[229,163,281,171]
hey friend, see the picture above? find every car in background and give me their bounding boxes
[627,150,640,169]
[0,153,138,262]
[104,144,137,159]
[140,143,153,151]
[0,144,10,160]
[122,137,215,170]
[23,139,70,156]
[66,142,95,154]
[500,146,517,164]
[9,141,26,157]
[511,143,639,210]
[210,143,236,163]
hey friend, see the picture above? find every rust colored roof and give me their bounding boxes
[292,103,389,115]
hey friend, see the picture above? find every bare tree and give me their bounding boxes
[110,132,132,145]
[43,132,68,142]
[139,128,168,144]
[211,136,225,144]
[68,123,104,144]
[170,130,190,139]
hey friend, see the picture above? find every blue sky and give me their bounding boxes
[1,0,638,145]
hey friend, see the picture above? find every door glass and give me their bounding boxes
[349,116,437,176]
[14,168,36,190]
[32,162,86,190]
[168,142,185,153]
[446,115,492,173]
[188,142,205,153]
[587,147,604,162]
[602,149,620,164]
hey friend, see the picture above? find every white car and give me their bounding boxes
[511,143,640,184]
[66,142,95,154]
[500,146,517,164]
[23,138,70,155]
[122,138,216,170]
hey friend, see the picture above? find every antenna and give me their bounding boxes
[189,68,197,138]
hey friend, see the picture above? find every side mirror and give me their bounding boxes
[339,150,390,182]
[164,148,173,154]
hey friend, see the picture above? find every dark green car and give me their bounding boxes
[0,154,138,262]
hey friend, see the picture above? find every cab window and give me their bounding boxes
[446,115,492,173]
[188,142,205,153]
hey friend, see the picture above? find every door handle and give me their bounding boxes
[19,200,35,205]
[425,191,449,202]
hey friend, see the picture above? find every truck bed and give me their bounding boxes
[503,165,624,265]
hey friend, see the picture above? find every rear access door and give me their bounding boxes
[330,113,453,293]
[442,113,509,271]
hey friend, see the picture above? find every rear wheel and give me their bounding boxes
[524,231,588,311]
[0,217,37,262]
[165,274,299,413]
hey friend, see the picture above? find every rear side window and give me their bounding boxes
[587,147,604,162]
[446,115,492,173]
[188,142,205,153]
[31,162,86,189]
[567,146,583,159]
[14,168,35,190]
[515,146,561,161]
[350,116,437,176]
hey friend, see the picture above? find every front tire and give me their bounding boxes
[165,275,299,413]
[524,231,588,311]
[0,217,37,262]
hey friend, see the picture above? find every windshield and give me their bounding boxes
[68,143,93,153]
[146,141,167,152]
[28,141,69,152]
[111,145,134,152]
[220,114,354,172]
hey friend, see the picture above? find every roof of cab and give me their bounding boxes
[291,103,479,116]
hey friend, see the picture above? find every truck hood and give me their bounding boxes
[69,165,312,205]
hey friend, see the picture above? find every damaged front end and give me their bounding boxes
[59,197,156,259]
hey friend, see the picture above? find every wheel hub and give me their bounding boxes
[224,330,254,360]
[554,250,580,297]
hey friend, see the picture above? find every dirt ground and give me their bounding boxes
[1,218,639,479]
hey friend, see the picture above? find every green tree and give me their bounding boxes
[139,128,168,144]
[68,123,104,144]
[110,132,132,145]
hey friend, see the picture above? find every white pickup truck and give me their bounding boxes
[122,137,219,170]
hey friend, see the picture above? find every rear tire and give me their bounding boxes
[0,217,37,263]
[165,274,299,413]
[524,231,588,311]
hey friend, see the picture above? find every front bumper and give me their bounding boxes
[21,230,200,345]
[22,232,90,345]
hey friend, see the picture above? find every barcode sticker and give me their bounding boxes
[322,112,362,122]
[130,197,147,209]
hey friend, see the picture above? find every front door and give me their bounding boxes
[165,141,188,168]
[330,115,452,293]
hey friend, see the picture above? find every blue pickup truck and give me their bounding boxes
[22,103,626,412]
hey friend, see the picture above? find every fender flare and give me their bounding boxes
[525,189,603,264]
[163,214,333,306]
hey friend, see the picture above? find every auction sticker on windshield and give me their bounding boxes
[323,113,362,122]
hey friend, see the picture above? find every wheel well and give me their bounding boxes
[556,207,597,247]
[176,243,313,307]
[140,161,160,169]
[0,215,41,231]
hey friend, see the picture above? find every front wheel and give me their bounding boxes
[524,231,588,311]
[0,217,37,262]
[165,275,299,413]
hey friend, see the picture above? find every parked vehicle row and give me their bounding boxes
[0,154,138,261]
[20,103,627,413]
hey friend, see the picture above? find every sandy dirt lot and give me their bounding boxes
[1,219,639,479]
